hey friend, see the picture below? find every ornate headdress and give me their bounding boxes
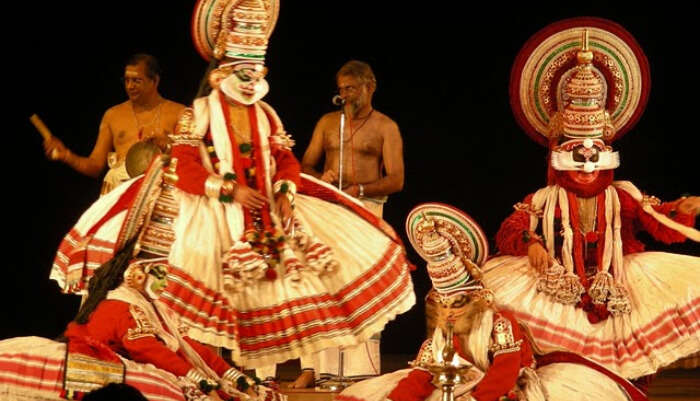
[510,17,650,172]
[551,30,620,172]
[555,30,612,141]
[406,203,491,305]
[191,0,280,66]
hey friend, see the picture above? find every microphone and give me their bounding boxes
[332,95,345,106]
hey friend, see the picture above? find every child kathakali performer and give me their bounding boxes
[481,17,700,381]
[337,203,648,401]
[48,0,415,377]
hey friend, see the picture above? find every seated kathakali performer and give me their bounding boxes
[49,0,415,377]
[482,16,700,382]
[337,203,649,401]
[0,254,283,401]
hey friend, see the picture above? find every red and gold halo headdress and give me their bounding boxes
[510,17,651,147]
[191,0,280,64]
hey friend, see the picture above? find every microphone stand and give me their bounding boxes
[319,346,353,392]
[323,101,352,390]
[338,105,345,192]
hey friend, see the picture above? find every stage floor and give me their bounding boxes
[271,354,700,401]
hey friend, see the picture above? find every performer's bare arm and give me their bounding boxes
[301,115,336,182]
[346,120,404,198]
[677,196,700,215]
[43,111,113,178]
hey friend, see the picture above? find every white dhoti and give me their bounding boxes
[100,153,130,196]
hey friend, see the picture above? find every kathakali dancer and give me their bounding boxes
[1,256,283,401]
[337,203,648,401]
[49,0,415,376]
[481,17,700,381]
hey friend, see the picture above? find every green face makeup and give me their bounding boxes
[147,264,169,294]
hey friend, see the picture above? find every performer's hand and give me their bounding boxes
[677,196,700,215]
[275,193,293,229]
[234,186,268,209]
[321,169,338,184]
[43,136,69,162]
[344,184,360,198]
[527,242,550,273]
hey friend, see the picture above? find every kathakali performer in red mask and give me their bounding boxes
[481,17,700,381]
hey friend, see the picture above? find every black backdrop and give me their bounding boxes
[4,3,698,356]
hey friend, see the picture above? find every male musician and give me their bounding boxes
[294,61,405,388]
[302,60,404,217]
[43,54,184,194]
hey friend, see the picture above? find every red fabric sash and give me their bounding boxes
[299,175,409,255]
[86,177,145,237]
[567,191,588,288]
[219,93,274,234]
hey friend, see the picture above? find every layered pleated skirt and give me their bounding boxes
[162,193,416,368]
[482,252,700,378]
[0,337,186,401]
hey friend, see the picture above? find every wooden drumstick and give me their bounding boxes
[29,114,53,141]
[30,114,61,159]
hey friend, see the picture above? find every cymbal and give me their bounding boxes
[125,141,162,178]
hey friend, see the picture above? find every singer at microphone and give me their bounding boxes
[299,60,405,389]
[303,60,403,207]
[332,95,345,106]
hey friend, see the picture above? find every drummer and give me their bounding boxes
[43,54,185,195]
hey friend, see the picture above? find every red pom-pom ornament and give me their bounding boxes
[265,268,277,280]
[585,231,599,243]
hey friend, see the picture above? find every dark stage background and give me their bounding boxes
[4,3,698,357]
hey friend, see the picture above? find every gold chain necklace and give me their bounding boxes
[131,100,163,140]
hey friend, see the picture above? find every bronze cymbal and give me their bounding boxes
[125,141,162,178]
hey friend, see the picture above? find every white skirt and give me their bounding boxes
[482,252,700,378]
[0,336,185,401]
[163,192,416,368]
[336,363,631,401]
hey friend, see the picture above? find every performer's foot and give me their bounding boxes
[288,369,315,389]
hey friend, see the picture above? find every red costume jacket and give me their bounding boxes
[495,185,695,322]
[64,300,230,379]
[496,187,694,257]
[171,100,300,198]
